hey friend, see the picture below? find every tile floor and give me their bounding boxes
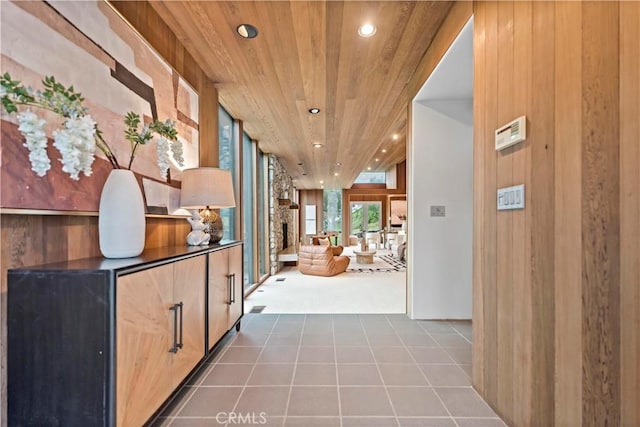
[153,314,506,427]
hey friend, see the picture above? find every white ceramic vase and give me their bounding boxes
[98,169,146,258]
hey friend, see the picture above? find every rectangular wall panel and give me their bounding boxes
[553,1,583,425]
[619,3,640,425]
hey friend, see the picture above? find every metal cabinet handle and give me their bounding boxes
[177,302,184,350]
[231,273,236,304]
[169,303,179,353]
[227,273,236,305]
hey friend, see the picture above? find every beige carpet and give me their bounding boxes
[245,265,406,314]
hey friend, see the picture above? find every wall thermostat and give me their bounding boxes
[495,116,526,151]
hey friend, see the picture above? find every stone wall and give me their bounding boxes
[268,154,295,274]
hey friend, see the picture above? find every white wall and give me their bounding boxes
[408,101,473,319]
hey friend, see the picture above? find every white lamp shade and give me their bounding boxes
[180,167,236,209]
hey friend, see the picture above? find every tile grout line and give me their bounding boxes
[331,315,343,427]
[386,316,435,388]
[164,322,245,426]
[387,315,460,427]
[227,315,279,425]
[361,314,401,427]
[281,314,306,425]
[445,320,474,345]
[439,320,473,380]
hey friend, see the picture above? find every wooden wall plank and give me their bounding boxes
[299,190,323,242]
[619,2,640,425]
[529,3,556,425]
[495,2,515,422]
[199,78,219,167]
[482,0,499,406]
[66,216,101,261]
[553,2,583,425]
[511,2,532,424]
[581,2,621,425]
[471,0,486,394]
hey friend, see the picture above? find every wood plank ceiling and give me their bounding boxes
[150,1,453,189]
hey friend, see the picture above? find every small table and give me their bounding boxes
[354,250,376,264]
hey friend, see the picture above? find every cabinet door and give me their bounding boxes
[208,249,230,349]
[117,265,173,427]
[172,256,206,388]
[227,245,244,329]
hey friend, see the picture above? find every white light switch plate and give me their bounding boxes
[497,184,525,210]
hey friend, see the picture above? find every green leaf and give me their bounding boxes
[2,97,17,113]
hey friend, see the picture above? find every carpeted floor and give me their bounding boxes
[245,265,406,314]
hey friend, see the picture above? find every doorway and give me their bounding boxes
[407,17,474,320]
[349,201,382,235]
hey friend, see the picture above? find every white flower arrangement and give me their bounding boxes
[16,110,50,176]
[53,115,97,180]
[1,73,184,180]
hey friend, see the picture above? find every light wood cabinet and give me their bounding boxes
[172,256,206,387]
[116,264,173,427]
[8,242,242,427]
[208,244,243,350]
[116,256,205,427]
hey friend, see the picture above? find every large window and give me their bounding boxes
[257,149,268,278]
[323,189,342,244]
[350,201,382,235]
[242,132,255,288]
[305,205,317,235]
[354,171,386,184]
[218,105,236,240]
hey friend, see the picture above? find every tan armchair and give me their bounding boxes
[298,245,350,276]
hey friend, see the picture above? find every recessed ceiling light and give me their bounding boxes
[358,23,377,37]
[313,143,323,149]
[297,162,303,166]
[375,158,379,162]
[308,108,320,114]
[319,180,324,184]
[334,172,339,176]
[381,148,387,153]
[236,24,259,39]
[336,162,342,166]
[302,172,308,176]
[367,166,372,171]
[392,134,399,140]
[321,185,324,189]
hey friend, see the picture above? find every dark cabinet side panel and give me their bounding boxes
[8,271,112,427]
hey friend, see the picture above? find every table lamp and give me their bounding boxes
[180,167,236,245]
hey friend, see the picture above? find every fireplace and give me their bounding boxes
[282,223,288,249]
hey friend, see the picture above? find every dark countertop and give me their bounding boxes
[9,240,242,273]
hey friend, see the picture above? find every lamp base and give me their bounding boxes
[202,209,224,244]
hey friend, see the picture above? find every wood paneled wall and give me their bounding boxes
[298,190,324,242]
[619,4,640,424]
[409,1,640,426]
